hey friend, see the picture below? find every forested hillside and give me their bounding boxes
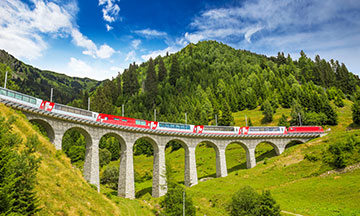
[0,50,102,104]
[86,41,360,126]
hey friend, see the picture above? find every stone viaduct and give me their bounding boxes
[1,99,322,199]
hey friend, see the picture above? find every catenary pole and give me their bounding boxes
[50,88,53,102]
[4,71,8,89]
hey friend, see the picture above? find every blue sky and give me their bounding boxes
[0,0,359,80]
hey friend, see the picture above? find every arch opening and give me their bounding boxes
[225,142,249,173]
[29,119,55,143]
[61,127,92,170]
[254,142,278,164]
[195,141,218,181]
[98,133,125,194]
[133,136,159,198]
[163,139,189,186]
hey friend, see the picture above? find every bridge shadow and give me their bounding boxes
[226,149,277,174]
[135,187,152,198]
[256,149,276,162]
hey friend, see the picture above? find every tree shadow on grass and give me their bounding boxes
[347,123,360,130]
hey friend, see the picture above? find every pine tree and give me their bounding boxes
[158,58,167,82]
[123,63,139,96]
[144,58,158,108]
[219,101,234,126]
[169,55,180,86]
[290,99,304,126]
[262,100,273,123]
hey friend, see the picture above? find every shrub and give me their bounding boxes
[322,135,360,168]
[229,186,280,216]
[304,153,319,162]
[101,165,119,190]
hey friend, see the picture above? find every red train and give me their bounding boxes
[0,87,325,135]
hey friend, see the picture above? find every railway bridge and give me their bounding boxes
[1,99,323,199]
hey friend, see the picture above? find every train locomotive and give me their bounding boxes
[0,87,324,135]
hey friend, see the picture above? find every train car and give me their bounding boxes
[241,126,287,135]
[195,125,241,135]
[287,126,324,134]
[0,87,43,108]
[151,121,195,133]
[49,101,99,121]
[97,113,150,128]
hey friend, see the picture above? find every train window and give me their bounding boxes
[30,99,36,104]
[105,117,108,120]
[122,119,127,122]
[136,120,146,125]
[0,89,6,95]
[15,94,22,100]
[114,118,120,121]
[23,96,29,102]
[8,92,15,98]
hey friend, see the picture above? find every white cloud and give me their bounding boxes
[68,57,94,78]
[71,29,115,59]
[96,44,115,59]
[125,50,137,62]
[134,28,167,38]
[0,0,73,59]
[244,26,262,43]
[0,0,116,61]
[131,39,141,49]
[98,0,120,23]
[141,47,178,61]
[106,24,113,31]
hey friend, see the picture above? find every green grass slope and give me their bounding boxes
[0,103,152,216]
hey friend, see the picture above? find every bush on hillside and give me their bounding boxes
[322,135,360,169]
[229,186,280,216]
[101,165,119,190]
